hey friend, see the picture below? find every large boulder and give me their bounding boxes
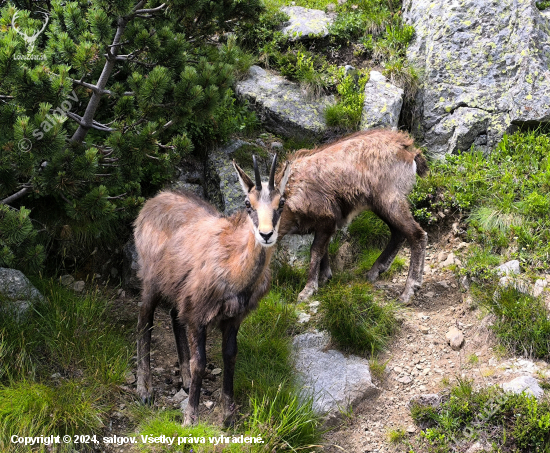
[404,0,550,157]
[360,71,404,130]
[235,66,335,140]
[0,267,44,319]
[281,6,334,40]
[292,331,379,425]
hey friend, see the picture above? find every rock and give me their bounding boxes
[73,281,85,293]
[124,371,136,385]
[408,393,441,409]
[396,375,412,384]
[445,327,464,351]
[172,388,188,404]
[404,0,550,157]
[0,267,45,319]
[180,397,189,412]
[360,71,404,130]
[60,274,75,287]
[211,368,222,376]
[501,375,544,399]
[496,260,520,277]
[419,326,429,334]
[297,311,311,323]
[275,234,314,267]
[533,279,547,298]
[459,275,470,291]
[271,141,284,151]
[406,425,416,433]
[437,251,448,263]
[333,241,353,272]
[441,253,455,267]
[204,400,214,409]
[309,300,320,314]
[122,240,141,293]
[235,66,335,140]
[51,372,62,379]
[170,156,205,198]
[292,331,378,425]
[466,441,492,453]
[280,6,333,40]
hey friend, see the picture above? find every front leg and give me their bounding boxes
[170,307,191,392]
[136,288,160,405]
[220,318,241,427]
[298,229,334,302]
[183,325,207,426]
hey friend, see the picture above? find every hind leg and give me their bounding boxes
[136,286,160,404]
[319,250,332,285]
[183,325,207,426]
[366,225,406,283]
[298,229,334,302]
[170,307,191,392]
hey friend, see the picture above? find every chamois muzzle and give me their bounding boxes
[253,155,262,191]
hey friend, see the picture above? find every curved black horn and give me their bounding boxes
[253,155,262,190]
[268,153,278,191]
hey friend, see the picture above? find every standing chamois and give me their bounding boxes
[278,129,428,304]
[134,155,291,426]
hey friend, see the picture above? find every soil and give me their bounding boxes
[100,224,550,453]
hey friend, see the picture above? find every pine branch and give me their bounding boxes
[135,3,166,14]
[1,187,30,205]
[66,112,116,132]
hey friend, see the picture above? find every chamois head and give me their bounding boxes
[233,154,291,247]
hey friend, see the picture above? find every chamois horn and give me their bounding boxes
[253,155,262,190]
[268,153,278,191]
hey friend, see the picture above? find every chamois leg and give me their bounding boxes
[136,287,160,405]
[366,225,406,283]
[220,318,240,427]
[319,250,333,285]
[375,202,427,303]
[183,325,207,426]
[170,307,191,392]
[298,229,333,302]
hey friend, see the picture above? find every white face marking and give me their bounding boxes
[253,183,280,248]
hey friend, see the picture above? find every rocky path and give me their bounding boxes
[324,238,550,453]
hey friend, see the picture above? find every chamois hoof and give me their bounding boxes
[183,411,198,427]
[222,401,237,428]
[319,269,333,286]
[139,394,154,406]
[366,268,379,283]
[297,285,316,302]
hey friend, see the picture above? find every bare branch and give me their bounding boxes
[0,187,30,205]
[66,112,116,132]
[135,3,166,15]
[107,193,127,200]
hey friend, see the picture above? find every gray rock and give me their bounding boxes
[180,397,189,412]
[404,0,550,157]
[122,240,141,293]
[360,71,404,130]
[333,241,353,272]
[60,274,75,286]
[124,371,136,385]
[466,441,492,453]
[172,388,188,404]
[445,326,464,351]
[0,267,45,318]
[235,66,335,140]
[501,375,543,399]
[271,141,284,151]
[73,281,85,293]
[292,331,379,425]
[281,6,333,40]
[170,157,205,198]
[533,279,547,298]
[275,234,314,267]
[408,393,441,409]
[496,260,521,277]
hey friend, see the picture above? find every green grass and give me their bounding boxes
[356,248,406,279]
[0,280,132,451]
[387,427,407,443]
[325,68,370,129]
[482,286,550,360]
[411,130,550,270]
[410,379,550,452]
[318,282,400,355]
[348,211,391,249]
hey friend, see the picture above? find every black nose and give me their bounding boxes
[259,231,273,242]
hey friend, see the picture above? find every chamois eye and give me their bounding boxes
[278,198,285,209]
[245,200,251,209]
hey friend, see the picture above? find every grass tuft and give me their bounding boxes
[318,282,400,355]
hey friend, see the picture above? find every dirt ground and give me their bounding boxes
[101,228,550,453]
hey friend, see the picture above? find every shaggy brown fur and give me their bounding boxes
[134,158,291,426]
[277,128,428,303]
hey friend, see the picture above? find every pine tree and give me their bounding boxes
[0,0,262,271]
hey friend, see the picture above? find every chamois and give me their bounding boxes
[277,129,428,304]
[134,155,291,426]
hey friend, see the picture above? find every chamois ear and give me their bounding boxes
[233,160,255,193]
[278,161,292,195]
